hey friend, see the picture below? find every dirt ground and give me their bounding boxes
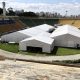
[0,60,80,80]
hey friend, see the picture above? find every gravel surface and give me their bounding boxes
[0,60,80,80]
[0,49,80,61]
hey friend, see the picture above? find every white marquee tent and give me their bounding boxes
[1,24,54,43]
[50,24,80,48]
[19,33,54,53]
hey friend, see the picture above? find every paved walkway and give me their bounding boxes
[0,49,80,62]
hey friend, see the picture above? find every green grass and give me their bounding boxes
[0,43,80,56]
[0,43,19,53]
[56,47,80,56]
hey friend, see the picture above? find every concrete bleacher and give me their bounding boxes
[20,17,59,27]
[72,20,80,28]
[59,19,80,28]
[20,17,80,28]
[1,17,80,36]
[0,18,15,25]
[0,18,26,35]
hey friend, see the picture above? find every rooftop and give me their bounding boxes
[50,24,80,38]
[21,35,54,44]
[18,24,53,37]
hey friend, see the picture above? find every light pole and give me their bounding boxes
[2,2,6,17]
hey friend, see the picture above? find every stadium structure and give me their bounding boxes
[0,2,26,35]
[0,2,80,34]
[1,2,80,53]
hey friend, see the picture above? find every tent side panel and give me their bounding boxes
[1,32,30,43]
[19,39,53,53]
[54,34,80,48]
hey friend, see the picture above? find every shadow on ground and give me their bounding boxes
[50,46,58,55]
[23,46,58,56]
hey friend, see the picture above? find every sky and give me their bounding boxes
[0,0,80,15]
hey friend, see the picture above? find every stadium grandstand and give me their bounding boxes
[0,18,15,25]
[0,17,26,36]
[59,19,80,28]
[19,17,80,28]
[0,1,80,35]
[19,17,59,27]
[1,17,80,36]
[1,1,80,37]
[0,2,26,36]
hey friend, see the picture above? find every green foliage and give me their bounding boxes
[0,43,19,53]
[55,59,80,64]
[0,8,3,15]
[18,12,38,17]
[56,47,80,56]
[7,7,16,16]
[0,43,80,56]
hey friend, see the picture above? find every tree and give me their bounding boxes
[18,12,38,17]
[0,8,3,15]
[7,7,15,16]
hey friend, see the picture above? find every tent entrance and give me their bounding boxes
[27,46,42,52]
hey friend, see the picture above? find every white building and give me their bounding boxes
[19,34,54,53]
[50,24,80,48]
[1,24,54,43]
[2,23,80,53]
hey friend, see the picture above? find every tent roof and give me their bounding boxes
[18,26,45,37]
[18,24,53,37]
[35,24,54,32]
[50,24,80,38]
[21,35,54,44]
[37,32,51,37]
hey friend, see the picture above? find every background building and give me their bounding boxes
[51,25,80,48]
